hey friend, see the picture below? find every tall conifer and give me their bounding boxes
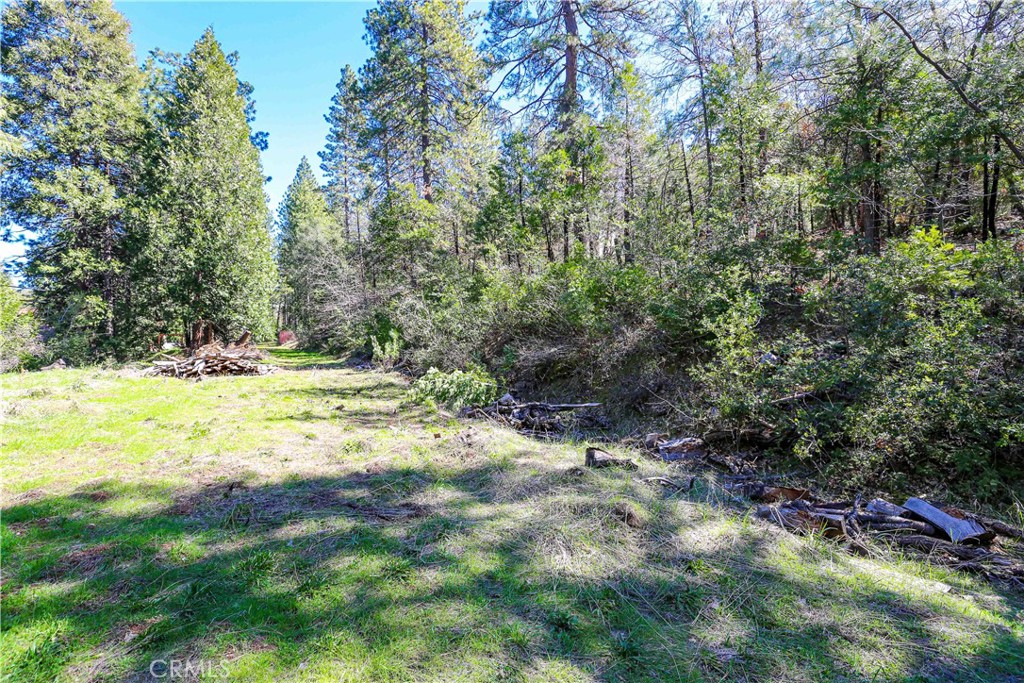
[150,28,276,345]
[1,0,144,356]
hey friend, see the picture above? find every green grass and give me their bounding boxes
[2,348,1022,682]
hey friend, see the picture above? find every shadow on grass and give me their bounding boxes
[3,461,1023,683]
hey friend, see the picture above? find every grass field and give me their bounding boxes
[2,348,1022,682]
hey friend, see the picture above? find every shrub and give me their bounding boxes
[370,328,402,371]
[0,275,43,371]
[410,366,499,411]
[689,228,1024,497]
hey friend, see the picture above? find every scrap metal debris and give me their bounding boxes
[636,475,695,492]
[657,436,707,462]
[902,497,991,544]
[644,433,750,473]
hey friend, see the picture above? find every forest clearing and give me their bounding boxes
[4,0,1024,680]
[2,349,1023,682]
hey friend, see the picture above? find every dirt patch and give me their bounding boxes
[4,488,44,507]
[220,634,277,660]
[5,517,55,535]
[165,479,251,518]
[119,616,164,644]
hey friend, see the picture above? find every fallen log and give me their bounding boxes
[854,513,938,536]
[866,498,909,518]
[756,493,1024,586]
[585,447,637,470]
[464,393,602,434]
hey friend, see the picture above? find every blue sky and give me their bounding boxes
[118,0,375,213]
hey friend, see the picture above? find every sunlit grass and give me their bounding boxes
[1,348,1022,682]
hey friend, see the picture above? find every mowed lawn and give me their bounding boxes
[1,349,1022,683]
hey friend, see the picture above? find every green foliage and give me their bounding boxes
[410,365,498,410]
[370,328,402,371]
[689,229,1024,497]
[0,275,42,371]
[359,0,483,195]
[691,285,765,426]
[141,29,277,344]
[277,157,344,340]
[2,0,144,356]
[368,184,442,286]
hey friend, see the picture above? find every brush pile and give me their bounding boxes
[146,342,276,379]
[463,393,601,435]
[753,492,1024,585]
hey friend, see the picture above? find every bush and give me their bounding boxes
[689,228,1024,497]
[0,275,43,371]
[370,328,402,371]
[410,366,499,411]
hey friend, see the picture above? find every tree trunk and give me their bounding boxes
[623,136,634,264]
[752,0,768,177]
[987,135,1000,239]
[563,216,570,262]
[982,133,991,238]
[681,139,697,239]
[543,215,555,262]
[420,22,433,203]
[559,0,579,122]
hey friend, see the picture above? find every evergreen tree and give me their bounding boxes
[1,0,144,357]
[277,156,342,335]
[146,28,276,346]
[485,0,646,126]
[279,158,331,239]
[359,0,484,203]
[278,156,332,269]
[320,66,366,240]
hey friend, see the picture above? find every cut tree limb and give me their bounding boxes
[585,447,637,470]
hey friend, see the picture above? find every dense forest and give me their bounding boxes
[3,0,1023,498]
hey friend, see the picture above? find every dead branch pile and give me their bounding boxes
[642,433,752,474]
[754,494,1024,585]
[146,341,276,379]
[463,393,601,435]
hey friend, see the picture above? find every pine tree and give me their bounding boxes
[279,158,328,227]
[320,66,366,240]
[485,0,645,126]
[278,156,332,260]
[278,156,366,341]
[147,28,276,346]
[359,0,483,203]
[1,0,144,357]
